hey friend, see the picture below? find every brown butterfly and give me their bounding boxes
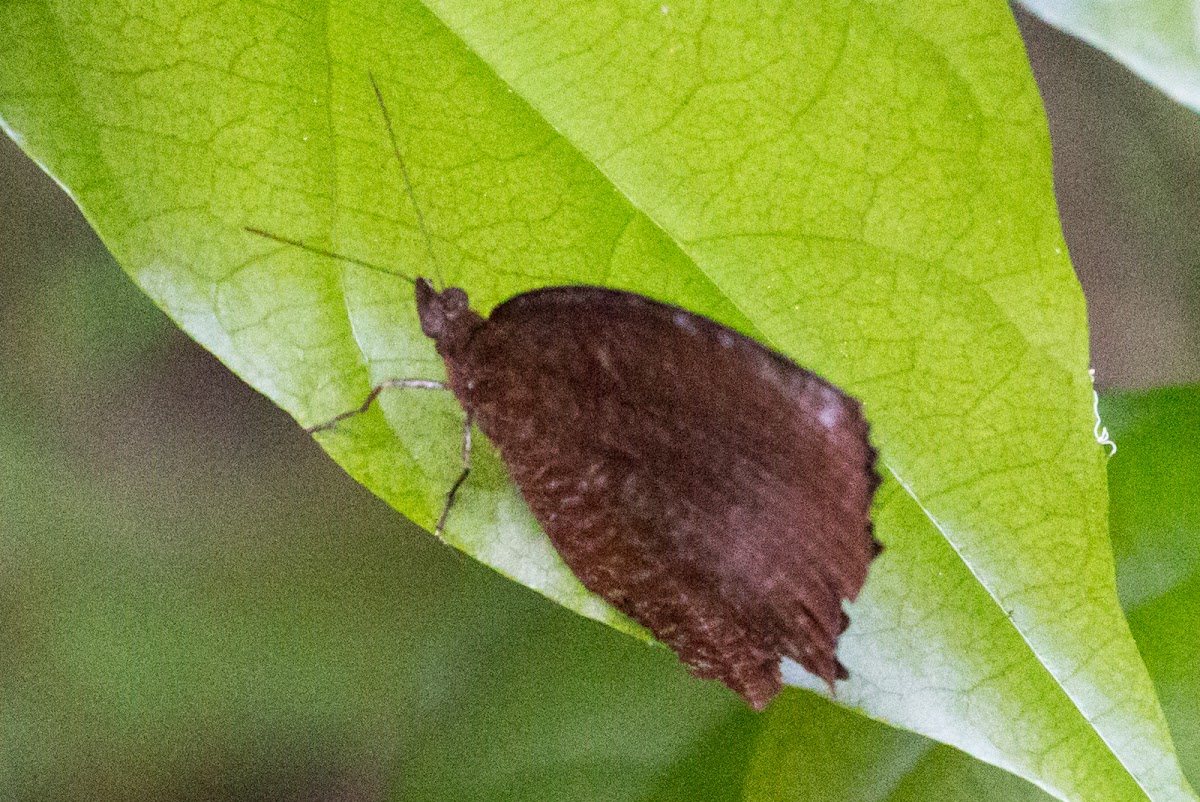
[409,278,882,709]
[249,75,882,710]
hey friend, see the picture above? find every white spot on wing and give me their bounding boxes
[817,386,842,429]
[673,311,697,334]
[819,400,841,429]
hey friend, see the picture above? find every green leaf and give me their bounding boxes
[1103,387,1200,610]
[0,1,1192,800]
[1020,0,1200,115]
[1105,387,1200,786]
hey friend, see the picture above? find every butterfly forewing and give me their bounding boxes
[435,286,880,709]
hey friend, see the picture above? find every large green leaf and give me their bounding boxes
[0,1,1192,799]
[1020,0,1200,115]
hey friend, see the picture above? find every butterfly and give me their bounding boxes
[406,277,882,709]
[250,74,881,709]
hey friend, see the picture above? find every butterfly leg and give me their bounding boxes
[304,379,448,434]
[435,415,473,538]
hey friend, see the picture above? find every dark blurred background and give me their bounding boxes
[1014,8,1200,387]
[1,9,1197,800]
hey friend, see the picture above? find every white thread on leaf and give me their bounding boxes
[1090,368,1116,457]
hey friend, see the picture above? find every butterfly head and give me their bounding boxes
[415,278,484,357]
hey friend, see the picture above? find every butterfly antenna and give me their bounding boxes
[243,227,415,285]
[369,71,443,289]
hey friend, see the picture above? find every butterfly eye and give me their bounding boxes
[443,287,468,311]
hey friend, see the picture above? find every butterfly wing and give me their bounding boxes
[448,286,880,709]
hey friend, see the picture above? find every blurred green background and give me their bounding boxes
[1,9,1198,800]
